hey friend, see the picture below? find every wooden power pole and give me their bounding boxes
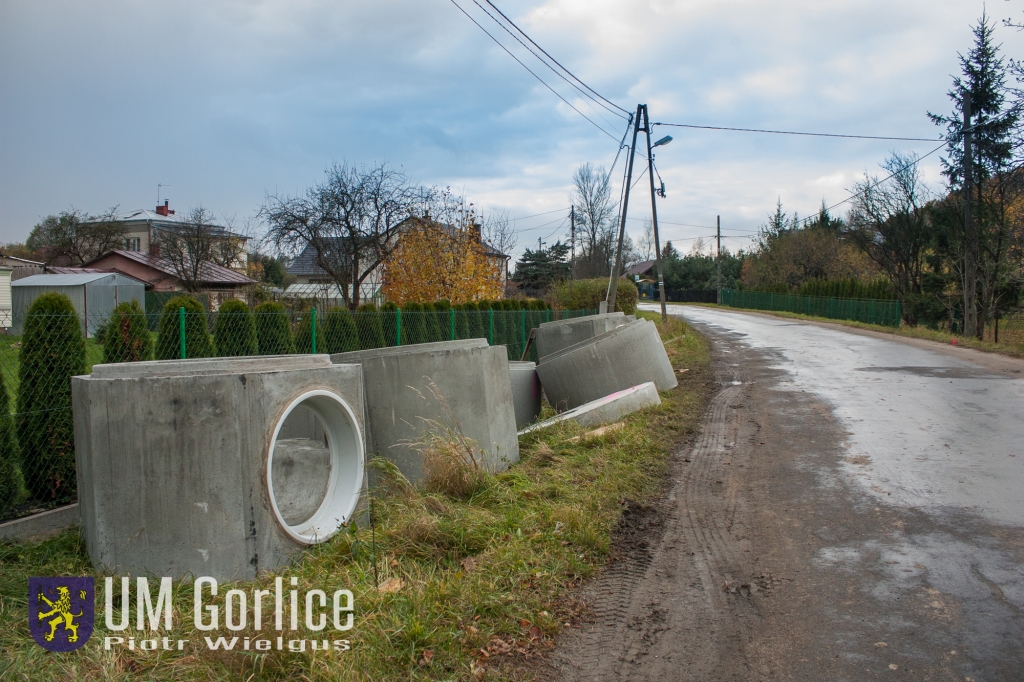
[716,215,722,304]
[607,107,641,313]
[963,96,977,338]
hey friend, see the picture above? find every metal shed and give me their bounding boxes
[12,273,146,338]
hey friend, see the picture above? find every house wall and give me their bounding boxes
[88,253,180,292]
[0,268,11,329]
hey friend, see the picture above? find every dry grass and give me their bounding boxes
[0,312,713,681]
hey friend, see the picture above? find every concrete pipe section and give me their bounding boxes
[534,312,634,360]
[537,319,677,411]
[331,339,519,482]
[267,390,364,545]
[72,356,366,581]
[508,361,542,430]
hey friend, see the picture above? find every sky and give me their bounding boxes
[2,0,1021,262]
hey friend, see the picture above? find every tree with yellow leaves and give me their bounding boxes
[382,215,505,304]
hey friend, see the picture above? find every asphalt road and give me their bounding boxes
[546,305,1024,681]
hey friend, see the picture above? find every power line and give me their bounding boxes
[447,0,620,141]
[652,121,942,142]
[510,207,567,221]
[479,0,630,117]
[471,0,627,126]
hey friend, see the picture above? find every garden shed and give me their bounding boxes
[12,272,146,338]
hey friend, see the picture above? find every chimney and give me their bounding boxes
[470,222,482,243]
[155,200,175,217]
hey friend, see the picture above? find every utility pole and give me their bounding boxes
[963,95,977,338]
[538,237,543,252]
[716,215,722,305]
[642,105,668,321]
[607,108,641,313]
[570,206,575,280]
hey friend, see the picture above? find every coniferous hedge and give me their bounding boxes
[356,303,387,350]
[380,301,400,346]
[102,299,153,363]
[294,308,316,353]
[454,303,471,339]
[0,369,25,513]
[254,301,296,355]
[476,300,493,342]
[17,292,85,502]
[433,300,452,341]
[321,307,358,354]
[401,302,425,344]
[155,295,214,360]
[421,301,441,343]
[214,299,258,357]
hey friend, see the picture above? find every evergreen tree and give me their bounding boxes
[423,301,444,343]
[453,303,471,339]
[102,299,152,363]
[17,292,85,502]
[321,307,358,353]
[214,299,258,357]
[380,301,401,346]
[155,295,214,360]
[356,303,386,350]
[512,241,571,291]
[254,301,296,355]
[0,369,25,513]
[400,302,425,344]
[294,308,317,353]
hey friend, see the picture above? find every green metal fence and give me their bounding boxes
[722,289,902,327]
[0,305,594,522]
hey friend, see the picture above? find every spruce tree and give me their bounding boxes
[0,368,25,513]
[17,292,85,502]
[102,299,153,363]
[155,295,214,360]
[254,301,296,355]
[214,299,258,357]
[321,307,359,354]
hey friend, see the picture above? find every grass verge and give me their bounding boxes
[0,312,712,681]
[679,302,1024,359]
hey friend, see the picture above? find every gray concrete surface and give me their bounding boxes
[535,313,631,360]
[73,361,366,580]
[90,354,330,378]
[518,382,660,436]
[552,302,1024,681]
[331,342,519,481]
[509,361,542,430]
[0,504,79,542]
[537,319,677,411]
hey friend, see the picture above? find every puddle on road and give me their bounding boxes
[854,366,1003,380]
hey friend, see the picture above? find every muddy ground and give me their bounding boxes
[538,314,1023,682]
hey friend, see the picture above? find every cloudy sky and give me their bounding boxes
[1,0,1020,259]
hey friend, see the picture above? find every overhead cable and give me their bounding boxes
[652,122,942,142]
[447,0,621,141]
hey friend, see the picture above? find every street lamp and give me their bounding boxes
[652,135,673,148]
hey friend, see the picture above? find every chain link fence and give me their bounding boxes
[722,288,902,327]
[0,300,593,523]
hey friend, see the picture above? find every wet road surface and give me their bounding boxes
[546,305,1024,681]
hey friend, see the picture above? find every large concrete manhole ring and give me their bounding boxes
[267,390,363,544]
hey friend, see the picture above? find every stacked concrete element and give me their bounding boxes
[73,356,366,581]
[535,312,635,360]
[537,319,677,411]
[331,340,519,482]
[518,382,661,435]
[508,361,542,430]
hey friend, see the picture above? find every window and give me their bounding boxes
[125,237,141,251]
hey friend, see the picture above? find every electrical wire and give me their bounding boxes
[480,0,630,117]
[652,121,942,142]
[509,207,568,221]
[447,0,621,141]
[470,0,627,127]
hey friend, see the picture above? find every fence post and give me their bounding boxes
[520,309,526,351]
[546,309,551,323]
[311,307,317,354]
[489,308,494,346]
[178,306,187,359]
[450,308,456,341]
[395,308,402,346]
[870,300,876,325]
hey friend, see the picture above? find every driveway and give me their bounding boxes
[545,304,1024,681]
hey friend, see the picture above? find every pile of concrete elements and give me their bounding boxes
[72,311,675,580]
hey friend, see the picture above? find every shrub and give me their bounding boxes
[551,277,638,315]
[356,303,386,350]
[254,301,296,355]
[17,292,85,502]
[294,308,318,353]
[380,301,400,346]
[214,299,257,357]
[433,300,452,341]
[322,307,358,354]
[102,300,152,363]
[475,300,493,342]
[0,369,25,513]
[155,295,214,360]
[453,303,471,339]
[401,302,425,344]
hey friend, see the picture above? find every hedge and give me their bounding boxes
[155,295,214,360]
[254,301,296,355]
[214,299,258,357]
[102,299,152,363]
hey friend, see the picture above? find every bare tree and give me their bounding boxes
[26,207,127,265]
[158,207,247,293]
[570,163,616,278]
[260,162,417,309]
[847,152,932,324]
[482,209,517,256]
[637,220,655,261]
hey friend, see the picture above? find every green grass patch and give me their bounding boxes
[0,314,712,681]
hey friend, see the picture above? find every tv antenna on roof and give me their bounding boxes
[157,184,171,205]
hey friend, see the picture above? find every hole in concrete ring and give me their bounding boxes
[267,390,363,545]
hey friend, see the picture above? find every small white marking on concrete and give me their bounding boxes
[198,549,209,561]
[195,502,209,513]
